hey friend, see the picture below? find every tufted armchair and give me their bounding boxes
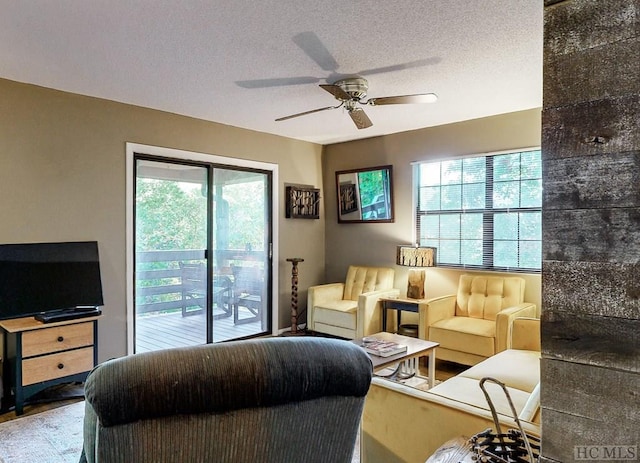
[79,337,372,463]
[307,265,399,339]
[418,274,537,366]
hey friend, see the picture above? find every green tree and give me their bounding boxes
[136,179,207,251]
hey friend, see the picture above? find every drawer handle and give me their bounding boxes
[57,336,64,342]
[57,363,65,370]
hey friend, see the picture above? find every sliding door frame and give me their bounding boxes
[125,142,279,355]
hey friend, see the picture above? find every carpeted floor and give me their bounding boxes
[0,400,85,463]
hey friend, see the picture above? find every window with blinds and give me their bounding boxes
[415,149,542,272]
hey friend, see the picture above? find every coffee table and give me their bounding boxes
[353,332,439,389]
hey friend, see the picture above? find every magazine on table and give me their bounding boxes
[362,337,408,357]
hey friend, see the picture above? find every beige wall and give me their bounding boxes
[0,78,324,361]
[322,109,542,315]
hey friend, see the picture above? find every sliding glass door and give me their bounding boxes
[133,156,271,353]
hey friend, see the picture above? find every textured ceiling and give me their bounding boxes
[0,1,542,145]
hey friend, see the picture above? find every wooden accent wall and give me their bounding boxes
[541,1,640,461]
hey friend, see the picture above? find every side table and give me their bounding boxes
[380,297,426,334]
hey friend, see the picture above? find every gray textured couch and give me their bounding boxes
[80,336,372,463]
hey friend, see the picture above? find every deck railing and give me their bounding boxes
[135,249,264,315]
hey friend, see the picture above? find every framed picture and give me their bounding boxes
[285,185,320,219]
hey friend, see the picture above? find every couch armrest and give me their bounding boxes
[307,282,345,303]
[510,317,541,351]
[357,288,401,337]
[362,379,540,463]
[495,303,537,352]
[307,283,345,328]
[417,294,456,339]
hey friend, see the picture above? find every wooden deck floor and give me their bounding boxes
[135,308,265,353]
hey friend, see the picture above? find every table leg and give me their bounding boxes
[428,349,437,389]
[382,302,387,332]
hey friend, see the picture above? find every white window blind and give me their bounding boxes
[415,149,542,272]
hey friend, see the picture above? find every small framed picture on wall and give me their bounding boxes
[285,185,320,219]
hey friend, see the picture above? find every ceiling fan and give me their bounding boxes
[275,76,437,129]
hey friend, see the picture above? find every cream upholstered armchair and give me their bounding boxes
[308,265,399,339]
[418,274,537,366]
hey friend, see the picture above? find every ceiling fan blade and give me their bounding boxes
[349,108,373,129]
[275,105,339,122]
[366,93,438,106]
[320,84,351,101]
[236,76,320,89]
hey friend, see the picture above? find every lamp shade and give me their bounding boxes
[396,246,436,268]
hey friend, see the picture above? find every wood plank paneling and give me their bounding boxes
[543,208,640,262]
[541,358,640,421]
[541,406,640,463]
[543,150,640,209]
[542,96,640,160]
[542,2,640,459]
[544,0,639,57]
[541,310,640,372]
[542,261,640,319]
[544,37,640,108]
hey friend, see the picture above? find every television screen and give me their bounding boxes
[0,241,104,320]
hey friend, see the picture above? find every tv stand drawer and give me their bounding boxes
[22,347,95,385]
[22,322,94,357]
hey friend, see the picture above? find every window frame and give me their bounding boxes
[414,148,542,274]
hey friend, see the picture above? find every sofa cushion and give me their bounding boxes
[428,376,532,419]
[458,349,540,393]
[430,317,495,358]
[313,301,358,330]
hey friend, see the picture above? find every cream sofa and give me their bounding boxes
[362,318,541,463]
[307,265,399,339]
[419,274,537,366]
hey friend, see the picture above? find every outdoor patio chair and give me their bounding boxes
[179,262,233,319]
[231,264,264,325]
[179,262,205,316]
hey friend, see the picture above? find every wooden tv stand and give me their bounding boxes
[0,315,100,415]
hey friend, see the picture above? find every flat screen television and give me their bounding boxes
[0,241,104,321]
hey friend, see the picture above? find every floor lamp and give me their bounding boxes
[396,245,436,299]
